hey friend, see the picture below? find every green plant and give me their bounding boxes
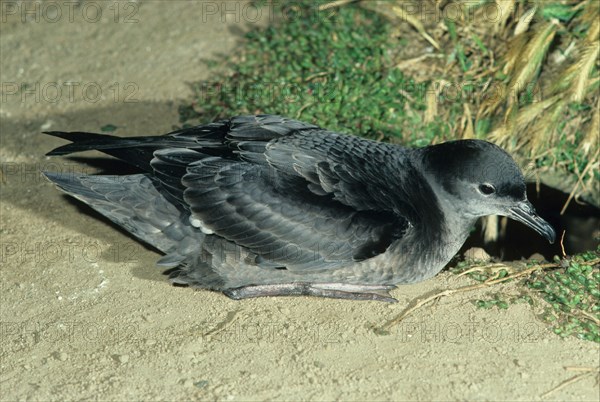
[527,250,600,342]
[451,249,599,342]
[181,1,445,144]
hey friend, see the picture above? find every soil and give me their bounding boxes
[1,1,598,401]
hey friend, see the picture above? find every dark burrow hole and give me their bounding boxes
[461,183,599,261]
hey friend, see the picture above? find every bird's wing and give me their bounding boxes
[225,118,420,217]
[43,172,188,254]
[179,155,407,271]
[263,131,410,213]
[45,115,415,271]
[148,117,411,271]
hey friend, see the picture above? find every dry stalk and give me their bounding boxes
[378,262,558,332]
[541,366,600,398]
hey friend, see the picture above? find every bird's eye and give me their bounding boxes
[479,183,496,195]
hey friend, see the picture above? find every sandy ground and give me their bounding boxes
[1,1,599,401]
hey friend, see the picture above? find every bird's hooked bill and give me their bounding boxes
[508,201,556,244]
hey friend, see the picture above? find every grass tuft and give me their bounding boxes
[182,1,435,144]
[354,0,599,206]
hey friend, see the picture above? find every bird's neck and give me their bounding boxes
[416,193,478,280]
[370,151,478,284]
[387,208,476,284]
[388,154,478,283]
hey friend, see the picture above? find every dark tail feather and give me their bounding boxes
[44,131,159,155]
[44,123,231,171]
[44,131,162,171]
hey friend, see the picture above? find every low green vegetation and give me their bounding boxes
[454,249,600,343]
[180,1,446,145]
[529,251,600,342]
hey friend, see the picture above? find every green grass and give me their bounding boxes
[180,1,443,145]
[453,249,600,343]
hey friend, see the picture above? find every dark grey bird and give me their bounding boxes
[44,115,555,302]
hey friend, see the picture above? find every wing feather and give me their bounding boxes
[264,131,413,213]
[181,154,404,271]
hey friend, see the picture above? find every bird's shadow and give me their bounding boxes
[64,156,141,176]
[56,194,167,283]
[2,100,189,284]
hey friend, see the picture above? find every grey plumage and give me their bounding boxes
[44,115,555,302]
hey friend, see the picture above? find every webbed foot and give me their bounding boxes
[223,282,397,303]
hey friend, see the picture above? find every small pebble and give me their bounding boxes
[40,120,54,130]
[114,354,129,364]
[464,247,491,262]
[528,253,545,262]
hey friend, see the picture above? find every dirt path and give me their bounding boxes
[1,1,598,400]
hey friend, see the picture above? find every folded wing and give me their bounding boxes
[46,115,414,272]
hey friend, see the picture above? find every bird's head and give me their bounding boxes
[421,139,555,243]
